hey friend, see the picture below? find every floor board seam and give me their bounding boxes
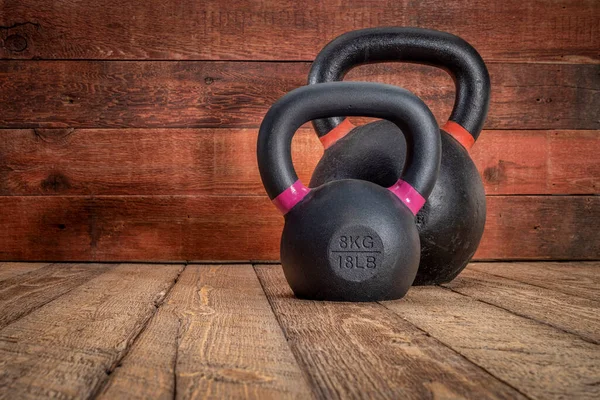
[0,262,56,284]
[466,268,599,302]
[88,263,187,400]
[173,309,184,400]
[377,300,535,400]
[171,262,189,400]
[0,262,59,289]
[438,284,599,345]
[252,264,319,400]
[0,263,117,332]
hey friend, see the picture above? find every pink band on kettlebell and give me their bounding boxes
[388,179,426,215]
[272,180,311,215]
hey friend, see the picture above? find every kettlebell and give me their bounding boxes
[257,82,441,301]
[308,28,491,285]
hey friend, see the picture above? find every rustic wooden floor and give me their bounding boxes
[0,262,597,399]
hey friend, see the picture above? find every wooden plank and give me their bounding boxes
[0,0,597,62]
[0,61,597,130]
[1,129,598,196]
[0,262,51,281]
[0,128,321,197]
[0,263,183,399]
[469,262,600,301]
[0,196,597,262]
[473,130,600,195]
[0,195,282,262]
[97,296,178,400]
[444,268,600,344]
[0,263,113,329]
[476,196,599,260]
[99,265,311,399]
[382,285,600,400]
[255,265,525,399]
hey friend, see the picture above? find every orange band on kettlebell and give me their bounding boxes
[319,119,356,149]
[442,121,475,151]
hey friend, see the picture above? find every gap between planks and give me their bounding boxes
[467,261,600,301]
[256,263,599,400]
[1,263,598,399]
[441,266,599,344]
[378,264,600,400]
[254,265,527,399]
[97,264,313,399]
[0,263,116,329]
[100,263,526,399]
[89,263,188,399]
[0,262,54,280]
[0,263,185,399]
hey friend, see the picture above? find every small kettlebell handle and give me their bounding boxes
[308,27,491,148]
[257,82,441,215]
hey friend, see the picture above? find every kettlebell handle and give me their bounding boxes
[309,27,491,149]
[257,82,441,215]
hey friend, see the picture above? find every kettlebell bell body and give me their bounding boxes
[282,180,419,301]
[257,82,441,301]
[308,28,491,285]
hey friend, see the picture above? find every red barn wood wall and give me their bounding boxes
[0,0,598,262]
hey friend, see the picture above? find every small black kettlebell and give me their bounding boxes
[257,82,441,301]
[308,28,491,285]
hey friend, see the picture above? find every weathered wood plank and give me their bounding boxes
[0,62,597,129]
[0,195,281,262]
[445,268,600,344]
[476,196,599,260]
[473,130,600,195]
[0,263,113,329]
[0,263,183,399]
[0,196,597,262]
[0,262,51,281]
[100,265,311,399]
[1,129,598,196]
[469,262,600,301]
[382,285,600,400]
[255,265,524,399]
[96,290,179,400]
[0,128,321,197]
[0,0,597,62]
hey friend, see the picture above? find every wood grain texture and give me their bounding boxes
[0,263,113,329]
[469,262,600,301]
[445,268,600,344]
[0,195,282,262]
[0,61,597,129]
[472,130,600,195]
[1,129,598,196]
[477,196,599,260]
[255,265,524,400]
[0,128,321,196]
[0,263,183,399]
[0,262,51,281]
[383,285,600,400]
[0,195,597,262]
[97,284,180,400]
[0,0,598,62]
[99,264,312,399]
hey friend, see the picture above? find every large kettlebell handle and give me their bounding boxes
[309,27,491,149]
[257,82,441,216]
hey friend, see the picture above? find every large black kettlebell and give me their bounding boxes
[257,82,441,301]
[308,28,491,285]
